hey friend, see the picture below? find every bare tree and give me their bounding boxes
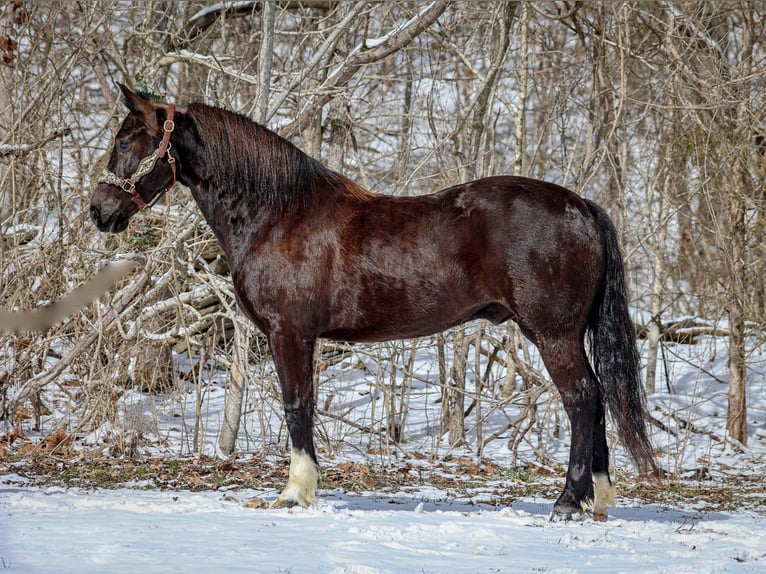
[2,0,765,473]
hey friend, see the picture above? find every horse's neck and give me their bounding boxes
[173,149,280,260]
[173,115,348,260]
[182,175,273,257]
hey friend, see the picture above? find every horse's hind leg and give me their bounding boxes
[590,361,615,521]
[268,330,319,508]
[537,335,599,519]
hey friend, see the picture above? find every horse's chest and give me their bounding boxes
[228,244,328,327]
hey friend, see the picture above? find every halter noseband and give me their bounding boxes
[97,104,177,211]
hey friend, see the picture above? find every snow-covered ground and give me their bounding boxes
[3,477,766,574]
[2,331,765,573]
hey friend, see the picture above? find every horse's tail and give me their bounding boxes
[584,199,660,478]
[0,260,135,333]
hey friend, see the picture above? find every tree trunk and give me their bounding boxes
[218,315,250,455]
[645,155,673,395]
[326,96,351,172]
[442,328,468,447]
[726,201,748,446]
[724,4,755,447]
[256,0,276,124]
[512,1,527,177]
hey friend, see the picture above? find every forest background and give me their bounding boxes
[0,1,764,491]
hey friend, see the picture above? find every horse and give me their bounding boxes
[90,84,659,520]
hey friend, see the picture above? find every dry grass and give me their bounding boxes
[3,450,765,514]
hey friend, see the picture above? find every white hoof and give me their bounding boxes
[590,472,615,520]
[272,449,318,508]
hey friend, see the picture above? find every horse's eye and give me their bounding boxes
[117,139,131,150]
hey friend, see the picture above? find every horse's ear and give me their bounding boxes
[117,82,159,130]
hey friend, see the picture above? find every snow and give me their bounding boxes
[2,329,765,572]
[362,3,438,50]
[188,2,259,27]
[3,479,765,574]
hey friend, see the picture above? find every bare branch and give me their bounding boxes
[0,128,71,158]
[280,0,449,138]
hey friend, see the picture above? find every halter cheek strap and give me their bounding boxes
[97,104,176,211]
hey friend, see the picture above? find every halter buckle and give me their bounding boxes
[120,179,136,193]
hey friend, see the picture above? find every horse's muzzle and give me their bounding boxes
[90,204,129,234]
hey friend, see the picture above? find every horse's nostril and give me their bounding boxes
[108,211,129,233]
[90,204,128,233]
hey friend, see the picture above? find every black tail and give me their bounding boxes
[584,200,659,477]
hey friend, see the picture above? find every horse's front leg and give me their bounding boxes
[268,329,319,508]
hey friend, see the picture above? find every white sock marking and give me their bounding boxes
[275,449,318,508]
[591,472,615,517]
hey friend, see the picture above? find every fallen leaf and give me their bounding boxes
[243,497,269,509]
[15,405,32,421]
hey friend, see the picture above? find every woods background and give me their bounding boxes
[1,1,764,472]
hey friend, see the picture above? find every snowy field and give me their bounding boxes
[2,478,766,573]
[2,331,765,573]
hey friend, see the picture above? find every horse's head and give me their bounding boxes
[90,84,177,233]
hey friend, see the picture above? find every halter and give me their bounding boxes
[97,104,177,211]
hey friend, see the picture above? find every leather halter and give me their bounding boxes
[97,104,176,211]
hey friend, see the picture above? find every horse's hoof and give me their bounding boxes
[272,496,303,509]
[551,502,608,522]
[592,509,608,522]
[550,501,585,522]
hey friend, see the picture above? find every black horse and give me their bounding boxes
[90,85,659,519]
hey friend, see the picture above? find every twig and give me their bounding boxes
[0,128,71,158]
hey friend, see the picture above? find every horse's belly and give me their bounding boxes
[320,294,506,343]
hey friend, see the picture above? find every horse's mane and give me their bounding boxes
[187,102,375,205]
